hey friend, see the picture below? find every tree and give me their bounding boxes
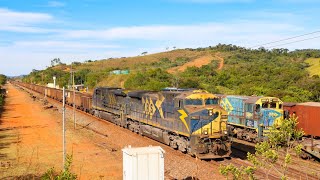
[220,116,304,179]
[141,52,148,56]
[51,58,62,67]
[0,74,7,86]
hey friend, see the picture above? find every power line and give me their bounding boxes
[265,35,320,49]
[250,30,320,48]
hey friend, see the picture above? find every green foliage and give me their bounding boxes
[0,74,5,107]
[51,58,62,67]
[42,154,77,180]
[23,68,70,87]
[0,74,6,85]
[219,164,256,180]
[124,68,171,90]
[20,44,320,101]
[150,57,191,69]
[0,96,4,107]
[220,116,304,179]
[23,64,115,89]
[175,47,320,102]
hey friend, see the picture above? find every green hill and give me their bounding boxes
[305,58,320,77]
[22,45,320,102]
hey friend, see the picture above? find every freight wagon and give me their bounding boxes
[283,102,320,160]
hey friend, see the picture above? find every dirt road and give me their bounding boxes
[0,83,122,179]
[167,53,224,74]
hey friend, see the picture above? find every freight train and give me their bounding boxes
[218,95,283,142]
[12,82,231,159]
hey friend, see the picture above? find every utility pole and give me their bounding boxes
[72,64,76,129]
[70,62,76,129]
[62,87,66,171]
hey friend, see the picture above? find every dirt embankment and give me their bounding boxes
[167,53,224,73]
[0,83,122,179]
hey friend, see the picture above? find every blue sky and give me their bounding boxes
[1,0,320,76]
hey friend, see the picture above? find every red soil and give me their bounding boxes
[0,83,122,179]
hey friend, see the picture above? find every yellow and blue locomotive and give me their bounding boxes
[219,95,283,142]
[92,87,231,159]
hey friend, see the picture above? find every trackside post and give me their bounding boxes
[62,87,66,171]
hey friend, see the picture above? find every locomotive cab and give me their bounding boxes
[176,90,231,158]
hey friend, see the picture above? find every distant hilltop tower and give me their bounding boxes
[53,76,56,88]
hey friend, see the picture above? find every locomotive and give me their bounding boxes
[218,95,283,142]
[12,81,231,159]
[92,87,231,159]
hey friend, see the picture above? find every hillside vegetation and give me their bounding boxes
[305,58,320,77]
[0,74,6,107]
[22,44,320,102]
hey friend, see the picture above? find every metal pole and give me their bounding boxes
[73,70,76,129]
[62,87,66,171]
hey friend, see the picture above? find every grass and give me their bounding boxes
[58,49,213,88]
[73,49,210,71]
[305,58,320,77]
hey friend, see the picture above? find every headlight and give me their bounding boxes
[204,130,208,135]
[224,130,228,135]
[208,109,213,116]
[221,115,228,119]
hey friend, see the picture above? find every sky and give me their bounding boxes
[0,0,320,76]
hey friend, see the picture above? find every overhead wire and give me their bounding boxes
[249,30,320,49]
[265,35,320,49]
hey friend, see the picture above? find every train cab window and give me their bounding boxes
[279,104,283,109]
[185,99,203,106]
[205,98,219,105]
[255,104,261,112]
[246,104,253,112]
[262,102,268,108]
[270,102,277,108]
[174,99,181,108]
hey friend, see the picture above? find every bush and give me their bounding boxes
[42,154,77,180]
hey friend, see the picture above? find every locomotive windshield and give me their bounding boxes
[185,99,203,105]
[270,102,277,108]
[261,101,281,109]
[205,98,219,105]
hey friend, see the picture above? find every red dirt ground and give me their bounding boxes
[0,83,122,179]
[167,53,224,73]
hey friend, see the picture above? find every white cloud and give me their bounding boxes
[47,1,66,7]
[171,0,253,3]
[0,46,124,76]
[0,8,53,33]
[14,41,120,50]
[61,21,302,43]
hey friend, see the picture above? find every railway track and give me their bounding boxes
[226,139,320,179]
[14,83,320,180]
